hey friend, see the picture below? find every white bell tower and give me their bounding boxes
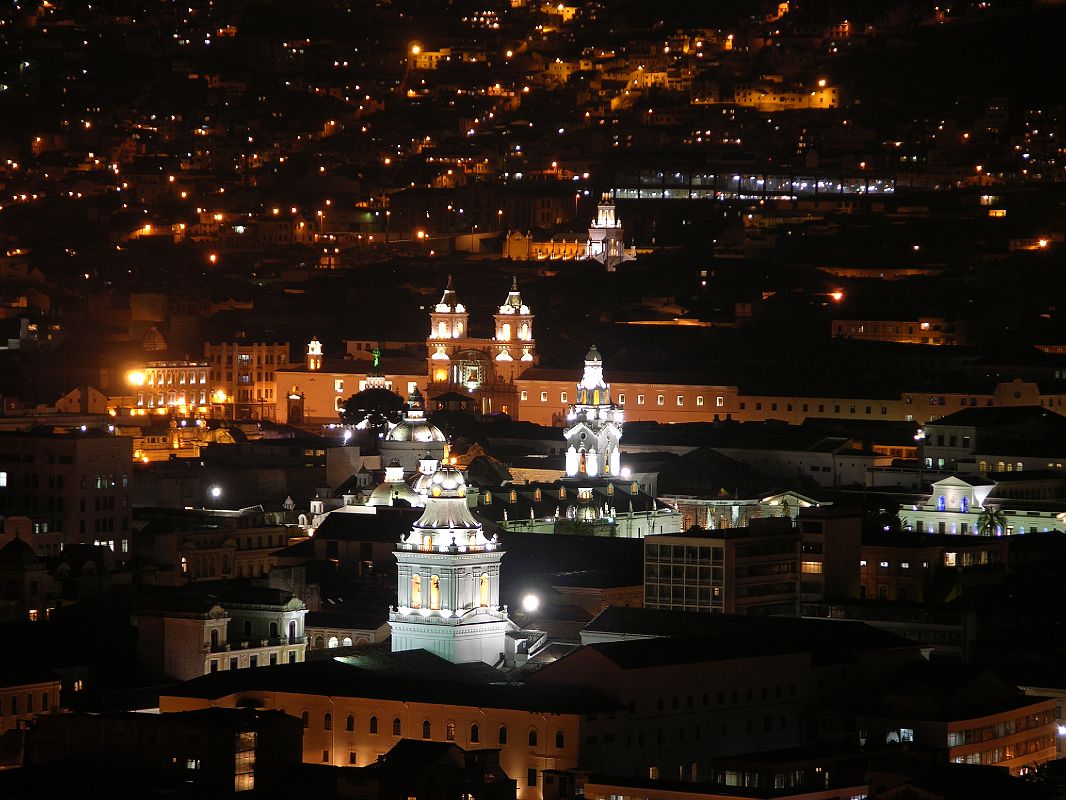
[563,345,623,479]
[493,276,536,379]
[390,465,512,664]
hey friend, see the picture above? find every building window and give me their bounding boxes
[555,731,565,748]
[393,717,401,736]
[637,394,645,405]
[521,390,528,401]
[618,393,625,404]
[676,395,684,406]
[801,561,822,574]
[346,714,355,732]
[528,729,538,747]
[657,394,665,406]
[696,396,704,407]
[369,716,378,734]
[334,380,344,393]
[540,391,547,402]
[446,721,455,741]
[560,391,567,403]
[471,723,480,743]
[528,769,538,787]
[301,711,309,728]
[324,713,332,730]
[499,726,508,745]
[422,720,432,739]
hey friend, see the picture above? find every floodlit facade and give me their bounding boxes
[390,465,513,664]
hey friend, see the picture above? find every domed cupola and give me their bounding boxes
[403,465,488,550]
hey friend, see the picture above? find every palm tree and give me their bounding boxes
[976,504,1007,537]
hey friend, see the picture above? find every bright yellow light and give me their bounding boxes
[213,388,227,403]
[410,44,421,55]
[208,253,218,264]
[433,368,448,381]
[126,370,145,386]
[817,78,827,88]
[830,290,844,302]
[416,230,426,239]
[1038,238,1049,249]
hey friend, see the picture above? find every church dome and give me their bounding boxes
[405,465,489,548]
[368,478,423,508]
[585,344,602,363]
[385,417,445,443]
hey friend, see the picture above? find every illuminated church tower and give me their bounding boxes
[429,275,468,342]
[390,465,512,664]
[587,194,634,272]
[492,276,536,381]
[563,346,623,479]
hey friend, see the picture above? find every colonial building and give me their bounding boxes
[159,655,589,800]
[898,474,1066,537]
[135,587,308,682]
[275,340,426,426]
[204,341,292,421]
[426,276,538,416]
[389,465,513,665]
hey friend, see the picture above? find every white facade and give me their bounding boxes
[898,475,1066,536]
[586,195,635,271]
[493,276,536,367]
[390,466,513,664]
[563,346,623,479]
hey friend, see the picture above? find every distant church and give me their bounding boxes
[502,194,635,271]
[425,276,538,416]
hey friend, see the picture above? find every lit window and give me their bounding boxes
[800,561,822,574]
[637,394,645,405]
[540,391,547,402]
[521,390,528,401]
[0,471,6,487]
[716,396,724,407]
[657,394,665,406]
[677,395,684,406]
[560,391,567,403]
[335,379,344,393]
[879,561,889,568]
[617,393,625,404]
[696,396,704,406]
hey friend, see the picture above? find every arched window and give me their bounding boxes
[411,574,421,608]
[314,636,324,649]
[328,636,339,648]
[498,726,508,745]
[324,713,332,731]
[393,717,401,736]
[501,322,511,341]
[41,692,49,711]
[960,496,969,513]
[470,723,480,743]
[345,714,355,732]
[997,461,1006,472]
[528,729,538,747]
[269,621,278,639]
[555,731,564,748]
[301,711,310,728]
[979,460,989,473]
[422,720,432,739]
[342,637,353,647]
[438,321,447,338]
[1017,462,1023,472]
[936,495,946,511]
[289,621,297,641]
[243,620,253,638]
[369,716,378,734]
[479,574,489,607]
[446,721,455,741]
[430,575,441,610]
[210,629,219,648]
